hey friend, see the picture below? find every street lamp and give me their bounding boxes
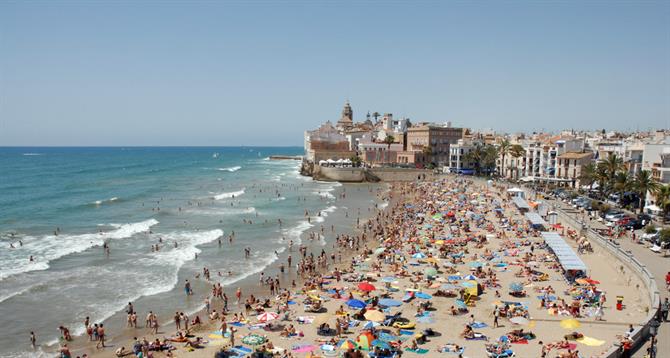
[649,318,661,358]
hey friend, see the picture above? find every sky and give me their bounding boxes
[0,1,669,146]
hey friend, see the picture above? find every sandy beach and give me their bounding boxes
[58,175,649,358]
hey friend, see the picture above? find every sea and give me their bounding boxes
[0,147,386,357]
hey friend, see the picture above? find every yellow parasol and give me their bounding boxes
[363,310,386,322]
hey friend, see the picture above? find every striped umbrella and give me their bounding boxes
[257,312,279,323]
[357,332,374,350]
[339,340,356,350]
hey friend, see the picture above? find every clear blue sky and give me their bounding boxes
[1,1,669,146]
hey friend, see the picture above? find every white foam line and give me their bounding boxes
[0,219,159,281]
[213,189,245,200]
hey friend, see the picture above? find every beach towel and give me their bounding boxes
[576,336,605,346]
[465,334,487,341]
[510,339,528,344]
[471,322,487,329]
[228,322,245,327]
[399,329,415,335]
[439,347,464,354]
[231,345,252,354]
[287,300,296,305]
[405,348,429,354]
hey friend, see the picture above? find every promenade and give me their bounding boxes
[545,196,669,358]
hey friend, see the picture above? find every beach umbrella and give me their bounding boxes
[415,292,432,299]
[358,282,376,292]
[463,274,478,281]
[357,332,374,350]
[372,340,391,349]
[378,332,399,342]
[560,318,581,330]
[364,310,385,322]
[339,340,356,350]
[448,275,462,281]
[374,247,386,255]
[455,299,467,309]
[242,334,266,345]
[362,320,381,330]
[412,252,427,259]
[461,281,476,288]
[378,298,402,307]
[346,299,366,309]
[509,283,524,292]
[509,317,530,326]
[256,312,279,323]
[425,267,438,277]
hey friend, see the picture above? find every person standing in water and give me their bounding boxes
[184,279,192,295]
[29,331,36,349]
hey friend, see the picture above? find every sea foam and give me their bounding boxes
[213,189,245,200]
[218,166,241,172]
[0,219,159,281]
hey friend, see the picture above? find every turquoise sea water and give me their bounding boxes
[0,147,381,356]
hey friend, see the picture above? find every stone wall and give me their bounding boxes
[312,166,367,182]
[311,166,436,182]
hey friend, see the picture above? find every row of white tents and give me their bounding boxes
[318,158,353,167]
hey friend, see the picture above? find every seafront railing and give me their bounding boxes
[555,207,661,358]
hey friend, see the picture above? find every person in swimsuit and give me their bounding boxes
[96,324,105,348]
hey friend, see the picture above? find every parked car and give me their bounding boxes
[604,210,624,221]
[606,213,626,223]
[637,214,652,227]
[607,216,633,227]
[621,218,644,230]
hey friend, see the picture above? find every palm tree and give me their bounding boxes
[483,145,499,175]
[463,145,483,176]
[633,170,660,213]
[383,134,395,150]
[595,162,610,196]
[579,163,598,190]
[655,185,670,218]
[613,171,631,203]
[497,139,511,177]
[509,144,525,180]
[601,153,624,184]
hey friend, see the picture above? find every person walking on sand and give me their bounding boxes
[236,287,242,304]
[174,312,181,330]
[96,324,105,348]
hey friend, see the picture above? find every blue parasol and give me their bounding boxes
[346,299,366,309]
[378,299,402,307]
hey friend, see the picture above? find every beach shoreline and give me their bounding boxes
[54,182,392,358]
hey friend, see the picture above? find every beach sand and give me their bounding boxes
[61,176,649,358]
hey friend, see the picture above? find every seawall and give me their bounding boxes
[311,165,436,182]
